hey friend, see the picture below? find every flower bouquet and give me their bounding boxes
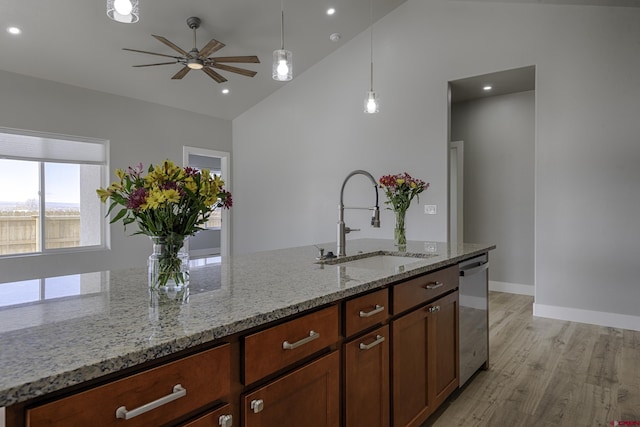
[97,160,232,289]
[378,172,428,248]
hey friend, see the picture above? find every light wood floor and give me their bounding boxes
[424,292,640,427]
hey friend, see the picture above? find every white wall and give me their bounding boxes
[452,91,535,293]
[0,70,232,282]
[233,0,640,326]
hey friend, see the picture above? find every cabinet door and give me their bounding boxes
[429,291,459,408]
[344,325,389,427]
[243,351,339,427]
[392,307,432,427]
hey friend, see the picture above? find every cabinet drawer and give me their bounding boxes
[181,403,233,427]
[26,344,231,427]
[243,351,340,427]
[393,265,458,314]
[344,288,389,337]
[244,305,339,385]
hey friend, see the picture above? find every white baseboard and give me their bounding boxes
[489,280,534,296]
[533,303,640,332]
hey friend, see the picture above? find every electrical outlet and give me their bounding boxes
[424,205,437,215]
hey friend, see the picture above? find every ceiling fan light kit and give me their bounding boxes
[123,16,259,84]
[107,0,139,24]
[273,0,293,81]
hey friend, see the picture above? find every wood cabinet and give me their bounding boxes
[242,351,340,427]
[26,344,231,427]
[243,305,339,385]
[344,325,390,427]
[392,291,459,427]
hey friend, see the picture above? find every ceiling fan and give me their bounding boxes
[123,16,260,83]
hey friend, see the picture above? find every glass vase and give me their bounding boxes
[394,210,407,249]
[148,235,189,291]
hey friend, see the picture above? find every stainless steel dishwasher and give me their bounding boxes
[458,253,489,387]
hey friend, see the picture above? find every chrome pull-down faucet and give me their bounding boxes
[338,170,381,257]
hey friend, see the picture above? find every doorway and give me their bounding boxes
[183,146,231,258]
[447,65,536,295]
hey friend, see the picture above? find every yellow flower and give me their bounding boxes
[141,188,164,210]
[162,188,181,204]
[115,168,126,181]
[184,176,197,193]
[96,188,112,203]
[396,178,405,185]
[410,182,417,188]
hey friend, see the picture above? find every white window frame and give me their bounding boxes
[0,127,109,258]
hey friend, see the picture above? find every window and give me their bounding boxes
[0,128,107,256]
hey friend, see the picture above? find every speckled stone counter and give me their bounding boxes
[0,239,494,408]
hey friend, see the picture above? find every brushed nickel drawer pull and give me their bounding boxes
[428,305,441,313]
[359,304,385,318]
[115,384,186,420]
[219,414,233,426]
[282,330,320,350]
[218,415,233,427]
[426,281,444,289]
[251,399,264,413]
[359,335,385,351]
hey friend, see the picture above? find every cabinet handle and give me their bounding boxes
[251,399,264,414]
[359,334,385,350]
[428,305,441,313]
[282,330,320,350]
[115,384,186,420]
[359,304,385,318]
[426,281,444,289]
[219,414,233,427]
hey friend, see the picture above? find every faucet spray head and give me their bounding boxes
[371,206,381,228]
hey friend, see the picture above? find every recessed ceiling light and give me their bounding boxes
[483,85,493,91]
[221,88,230,94]
[327,7,336,15]
[7,26,22,35]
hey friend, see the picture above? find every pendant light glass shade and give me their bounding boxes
[272,49,293,81]
[273,0,293,81]
[364,90,380,114]
[107,0,139,23]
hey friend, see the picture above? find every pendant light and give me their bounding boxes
[273,0,293,81]
[107,0,139,23]
[364,0,379,114]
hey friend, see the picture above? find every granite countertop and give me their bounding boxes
[0,239,494,407]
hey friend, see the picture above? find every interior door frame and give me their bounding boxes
[183,146,231,257]
[448,140,464,245]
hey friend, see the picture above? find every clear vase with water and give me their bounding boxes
[148,235,189,290]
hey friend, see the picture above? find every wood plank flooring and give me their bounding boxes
[424,292,640,427]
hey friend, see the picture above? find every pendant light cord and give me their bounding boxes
[281,0,285,50]
[369,0,374,91]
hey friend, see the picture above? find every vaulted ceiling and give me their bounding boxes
[0,0,406,120]
[1,0,637,120]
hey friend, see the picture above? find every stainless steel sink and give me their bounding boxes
[317,251,435,270]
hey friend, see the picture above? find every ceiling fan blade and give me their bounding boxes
[199,39,226,59]
[123,48,183,60]
[212,56,260,64]
[152,35,188,56]
[212,63,257,78]
[171,67,191,80]
[202,67,228,83]
[132,61,177,67]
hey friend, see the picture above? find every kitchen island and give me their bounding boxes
[0,239,494,426]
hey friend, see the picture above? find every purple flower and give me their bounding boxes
[127,187,148,210]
